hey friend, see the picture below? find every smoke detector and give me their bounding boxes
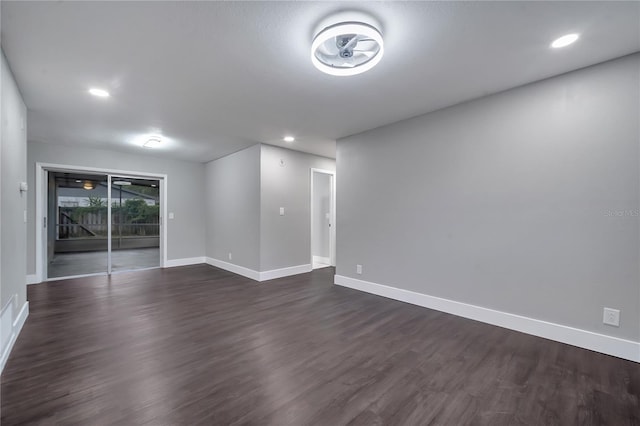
[311,22,384,76]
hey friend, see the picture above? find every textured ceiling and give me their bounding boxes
[2,1,639,162]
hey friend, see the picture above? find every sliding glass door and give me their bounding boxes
[109,177,160,273]
[48,172,109,278]
[46,171,161,279]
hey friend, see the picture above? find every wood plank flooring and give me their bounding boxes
[2,265,638,425]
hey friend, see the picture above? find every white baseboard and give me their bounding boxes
[206,257,261,281]
[334,275,640,363]
[260,264,312,281]
[26,274,39,285]
[205,258,312,282]
[312,256,331,265]
[1,299,29,373]
[1,299,13,357]
[165,257,206,268]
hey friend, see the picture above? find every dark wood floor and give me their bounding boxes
[2,265,638,425]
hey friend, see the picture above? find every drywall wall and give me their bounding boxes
[26,141,206,273]
[204,144,335,276]
[336,53,640,342]
[312,172,331,260]
[260,144,335,271]
[1,51,27,317]
[205,144,261,271]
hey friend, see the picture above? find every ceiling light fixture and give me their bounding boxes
[83,181,95,190]
[311,22,384,76]
[283,136,295,142]
[551,33,579,48]
[143,136,163,148]
[112,180,132,186]
[88,88,110,98]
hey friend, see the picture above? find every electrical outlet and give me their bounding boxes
[603,308,620,327]
[356,264,362,275]
[228,252,233,261]
[279,207,285,216]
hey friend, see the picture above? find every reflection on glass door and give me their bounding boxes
[48,172,109,278]
[110,177,160,273]
[46,171,161,280]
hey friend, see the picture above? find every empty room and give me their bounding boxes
[1,1,639,425]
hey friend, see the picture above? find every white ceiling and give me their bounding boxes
[2,1,639,162]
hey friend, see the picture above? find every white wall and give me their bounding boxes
[205,144,261,271]
[204,144,335,277]
[336,54,640,352]
[1,50,29,370]
[26,141,206,273]
[1,51,27,313]
[260,144,335,272]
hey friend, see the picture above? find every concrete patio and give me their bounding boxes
[48,248,160,278]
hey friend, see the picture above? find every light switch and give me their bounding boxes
[24,210,27,223]
[279,207,285,216]
[168,212,175,219]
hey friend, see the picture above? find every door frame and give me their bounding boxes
[35,162,168,282]
[309,168,336,268]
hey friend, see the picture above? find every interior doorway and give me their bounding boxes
[37,164,166,281]
[310,168,335,269]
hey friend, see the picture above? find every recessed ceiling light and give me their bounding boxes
[143,136,163,148]
[283,136,295,142]
[551,33,579,49]
[75,180,82,183]
[151,184,157,187]
[112,180,132,186]
[88,88,110,98]
[311,21,384,76]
